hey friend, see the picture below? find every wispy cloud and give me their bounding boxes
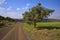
[17,8,21,11]
[0,7,5,10]
[0,7,6,17]
[26,3,30,6]
[25,3,30,10]
[16,3,30,11]
[0,1,30,19]
[0,7,22,19]
[6,12,22,19]
[21,3,30,10]
[7,6,12,11]
[0,0,5,4]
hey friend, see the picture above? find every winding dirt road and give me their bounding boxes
[0,23,31,40]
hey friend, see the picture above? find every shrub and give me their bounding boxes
[0,23,5,28]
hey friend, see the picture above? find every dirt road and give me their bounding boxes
[1,23,31,40]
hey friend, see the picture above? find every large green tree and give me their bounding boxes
[23,3,54,27]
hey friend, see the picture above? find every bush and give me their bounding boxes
[0,23,5,28]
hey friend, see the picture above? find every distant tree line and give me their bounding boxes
[0,16,16,28]
[0,16,16,22]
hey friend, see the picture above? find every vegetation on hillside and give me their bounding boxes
[0,16,16,30]
[0,16,16,22]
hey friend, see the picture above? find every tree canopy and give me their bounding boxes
[23,3,54,27]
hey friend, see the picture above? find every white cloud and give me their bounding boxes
[0,7,5,10]
[0,7,7,17]
[17,8,21,11]
[6,12,22,19]
[22,8,25,10]
[24,3,30,10]
[26,3,30,6]
[0,3,30,19]
[21,3,30,10]
[25,6,29,10]
[7,6,12,11]
[16,3,30,11]
[0,7,23,19]
[0,0,5,4]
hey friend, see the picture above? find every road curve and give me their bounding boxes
[1,23,32,40]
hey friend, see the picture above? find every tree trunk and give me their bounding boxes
[33,20,36,28]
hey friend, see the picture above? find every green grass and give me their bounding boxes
[24,23,38,40]
[24,22,60,40]
[37,22,60,27]
[37,22,60,29]
[24,23,37,34]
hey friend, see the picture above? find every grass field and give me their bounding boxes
[37,22,60,29]
[24,22,60,40]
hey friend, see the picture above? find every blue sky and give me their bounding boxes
[0,0,60,19]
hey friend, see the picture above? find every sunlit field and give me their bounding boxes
[24,22,60,40]
[37,22,60,29]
